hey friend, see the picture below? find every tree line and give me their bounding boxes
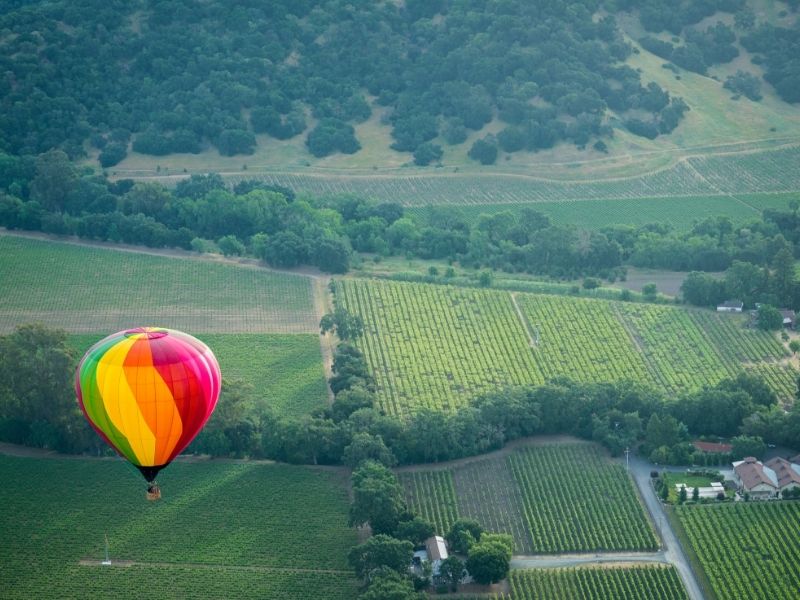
[2,321,798,470]
[5,151,800,288]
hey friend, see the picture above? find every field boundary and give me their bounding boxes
[77,559,351,575]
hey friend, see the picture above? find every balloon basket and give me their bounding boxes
[146,485,161,501]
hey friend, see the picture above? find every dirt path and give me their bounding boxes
[510,292,537,348]
[78,558,351,575]
[313,277,336,402]
[510,551,668,570]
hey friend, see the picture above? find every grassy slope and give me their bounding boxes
[0,455,358,599]
[0,235,318,334]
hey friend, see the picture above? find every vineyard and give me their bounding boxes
[400,443,657,554]
[0,455,358,599]
[407,192,798,232]
[0,235,318,334]
[221,144,800,206]
[339,278,793,417]
[504,565,688,600]
[676,502,800,600]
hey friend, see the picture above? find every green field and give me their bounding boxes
[68,333,329,418]
[400,443,657,554]
[0,455,358,599]
[504,565,688,600]
[676,502,800,600]
[0,235,318,334]
[407,192,799,232]
[339,278,794,417]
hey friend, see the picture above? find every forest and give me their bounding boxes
[5,0,798,166]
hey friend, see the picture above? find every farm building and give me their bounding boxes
[780,309,796,329]
[675,482,725,499]
[411,536,450,579]
[717,300,744,313]
[733,457,779,499]
[692,441,732,454]
[764,457,800,493]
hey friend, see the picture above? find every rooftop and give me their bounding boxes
[733,457,778,490]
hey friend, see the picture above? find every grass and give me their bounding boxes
[68,333,329,418]
[338,278,794,417]
[676,501,800,600]
[400,443,657,554]
[0,454,358,599]
[407,192,800,231]
[0,235,318,334]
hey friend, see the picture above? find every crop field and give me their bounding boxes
[400,443,657,554]
[407,192,799,232]
[505,565,688,600]
[222,145,800,206]
[0,455,358,599]
[339,279,793,417]
[676,502,800,600]
[69,333,329,418]
[0,235,317,334]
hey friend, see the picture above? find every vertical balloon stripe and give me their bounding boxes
[146,338,184,464]
[95,337,156,465]
[76,354,139,464]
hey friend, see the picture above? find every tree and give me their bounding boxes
[348,534,414,582]
[0,324,83,451]
[413,142,443,166]
[438,556,465,592]
[349,461,408,535]
[217,129,256,156]
[395,516,435,547]
[468,136,498,165]
[217,235,245,256]
[724,71,762,101]
[29,150,77,213]
[771,247,796,307]
[98,142,128,167]
[642,282,658,298]
[465,537,512,585]
[757,304,783,331]
[359,570,425,600]
[320,307,364,341]
[731,434,767,460]
[446,519,483,554]
[343,432,397,468]
[678,485,688,504]
[262,231,309,268]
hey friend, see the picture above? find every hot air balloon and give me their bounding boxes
[76,327,221,499]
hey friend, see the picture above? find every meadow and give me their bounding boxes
[399,443,657,554]
[215,144,800,207]
[339,278,793,417]
[407,192,799,232]
[676,501,800,600]
[503,565,688,600]
[68,333,329,418]
[0,235,318,334]
[0,455,358,599]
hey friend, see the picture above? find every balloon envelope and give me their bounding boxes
[76,327,221,481]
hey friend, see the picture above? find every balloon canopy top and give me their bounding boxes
[123,327,169,340]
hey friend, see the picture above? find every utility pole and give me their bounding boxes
[102,533,111,566]
[624,447,630,471]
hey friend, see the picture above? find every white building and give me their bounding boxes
[675,482,725,499]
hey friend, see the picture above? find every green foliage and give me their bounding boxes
[507,566,688,599]
[468,136,498,165]
[347,535,414,583]
[730,434,766,460]
[724,71,763,101]
[757,304,783,331]
[350,461,409,535]
[465,536,511,585]
[677,502,800,600]
[0,456,358,599]
[446,519,484,555]
[320,307,364,341]
[394,516,435,547]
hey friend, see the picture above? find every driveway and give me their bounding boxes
[628,456,705,600]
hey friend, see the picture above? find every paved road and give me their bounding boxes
[627,456,705,600]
